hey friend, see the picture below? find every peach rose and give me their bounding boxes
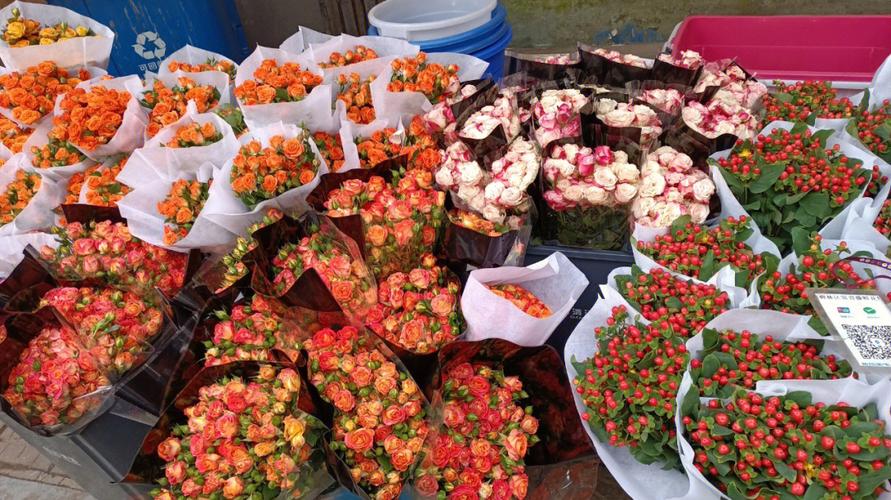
[156,437,181,462]
[344,428,374,452]
[503,428,529,461]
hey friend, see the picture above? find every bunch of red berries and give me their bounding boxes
[717,125,869,254]
[874,199,891,237]
[762,80,857,122]
[848,101,891,164]
[614,266,730,339]
[690,328,853,398]
[865,164,888,198]
[635,216,771,288]
[683,390,891,498]
[758,235,874,330]
[571,305,688,468]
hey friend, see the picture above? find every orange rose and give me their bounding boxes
[373,374,397,396]
[509,473,529,499]
[390,447,414,471]
[350,366,373,387]
[333,389,355,412]
[222,476,244,499]
[228,445,253,474]
[470,439,491,457]
[503,428,529,461]
[343,428,374,452]
[365,224,388,246]
[331,280,354,302]
[156,437,181,462]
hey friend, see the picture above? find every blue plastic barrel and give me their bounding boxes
[369,3,512,79]
[45,0,250,76]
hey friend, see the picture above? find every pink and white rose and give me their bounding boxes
[632,146,714,227]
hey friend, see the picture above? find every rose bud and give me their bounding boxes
[156,437,181,462]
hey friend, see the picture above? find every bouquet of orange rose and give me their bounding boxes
[202,293,304,366]
[412,362,540,500]
[0,61,98,126]
[39,219,189,297]
[304,326,429,500]
[43,75,147,160]
[0,154,63,235]
[0,114,32,153]
[141,75,226,137]
[314,168,445,279]
[150,364,331,500]
[159,44,238,81]
[366,254,464,355]
[1,316,113,432]
[39,286,166,376]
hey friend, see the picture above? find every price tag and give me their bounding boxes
[808,288,891,368]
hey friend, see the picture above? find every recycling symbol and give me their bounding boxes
[132,31,167,60]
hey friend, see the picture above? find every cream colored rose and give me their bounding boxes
[595,98,618,116]
[639,173,667,198]
[615,183,638,204]
[584,185,609,205]
[632,196,655,219]
[682,106,703,126]
[692,178,716,203]
[614,162,640,183]
[665,171,686,186]
[641,159,662,177]
[714,121,736,135]
[482,204,506,224]
[632,105,656,125]
[484,181,505,202]
[564,184,584,202]
[613,150,629,165]
[603,108,635,127]
[654,202,683,227]
[665,187,684,203]
[435,166,454,188]
[593,167,618,190]
[500,186,525,207]
[689,203,710,223]
[458,161,484,185]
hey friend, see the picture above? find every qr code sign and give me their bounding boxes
[841,324,891,362]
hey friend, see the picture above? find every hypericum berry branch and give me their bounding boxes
[572,306,689,468]
[762,80,857,122]
[615,266,730,338]
[635,215,771,288]
[875,199,891,237]
[849,101,891,163]
[690,328,853,398]
[682,390,891,499]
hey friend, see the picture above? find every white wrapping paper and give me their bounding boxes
[120,101,240,182]
[0,231,55,279]
[0,153,63,236]
[0,1,114,71]
[279,26,335,54]
[157,44,237,80]
[307,33,418,80]
[461,252,588,346]
[202,121,328,236]
[117,162,235,252]
[234,45,333,130]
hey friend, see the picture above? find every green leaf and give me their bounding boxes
[669,215,692,235]
[790,121,810,136]
[800,192,832,217]
[681,384,700,420]
[773,459,798,482]
[712,424,734,436]
[812,129,835,145]
[702,328,720,352]
[785,191,808,205]
[699,251,717,281]
[794,210,816,228]
[791,227,814,256]
[859,88,871,112]
[772,92,794,103]
[665,296,683,310]
[857,466,891,496]
[749,162,785,194]
[805,112,817,126]
[726,482,747,500]
[803,483,828,500]
[785,390,813,408]
[875,123,891,142]
[719,166,745,191]
[701,353,721,378]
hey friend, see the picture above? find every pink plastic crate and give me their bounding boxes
[670,16,891,82]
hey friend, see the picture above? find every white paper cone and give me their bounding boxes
[461,252,588,346]
[279,26,335,54]
[202,121,328,236]
[0,153,63,236]
[0,1,114,70]
[156,44,238,80]
[234,45,333,130]
[308,34,418,80]
[117,162,235,252]
[0,231,56,278]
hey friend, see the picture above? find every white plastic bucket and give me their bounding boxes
[368,0,497,42]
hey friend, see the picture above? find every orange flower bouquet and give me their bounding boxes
[386,53,461,104]
[24,116,92,181]
[47,75,147,160]
[312,131,345,172]
[116,162,236,250]
[0,2,114,71]
[319,45,379,68]
[160,44,238,81]
[337,72,376,124]
[226,124,322,209]
[353,127,404,169]
[0,115,31,153]
[0,155,62,234]
[140,74,226,137]
[82,156,130,207]
[0,61,96,126]
[233,47,329,128]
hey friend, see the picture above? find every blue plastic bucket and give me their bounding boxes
[471,24,512,79]
[369,3,512,79]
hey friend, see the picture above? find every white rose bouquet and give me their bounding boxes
[632,146,715,228]
[657,50,704,70]
[592,48,648,69]
[638,88,685,114]
[533,88,588,147]
[541,143,640,249]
